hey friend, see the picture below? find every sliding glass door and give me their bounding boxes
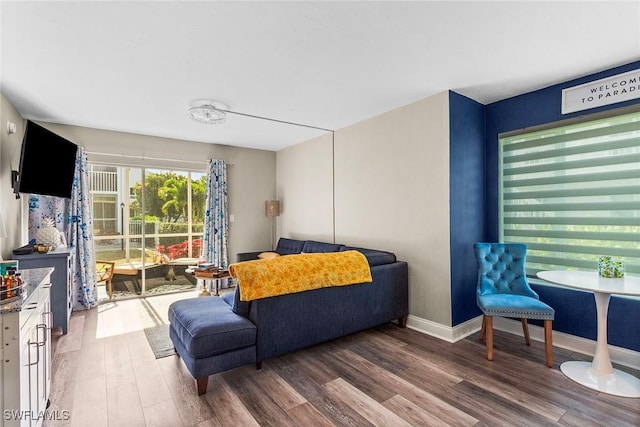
[90,164,206,300]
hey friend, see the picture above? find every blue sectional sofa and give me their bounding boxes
[168,238,409,395]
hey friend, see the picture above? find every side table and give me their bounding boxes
[537,270,640,398]
[194,269,230,296]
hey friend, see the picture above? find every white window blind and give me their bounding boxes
[499,110,640,276]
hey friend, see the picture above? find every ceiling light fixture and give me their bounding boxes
[187,99,335,132]
[188,101,228,125]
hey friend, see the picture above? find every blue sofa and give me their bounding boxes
[168,238,409,395]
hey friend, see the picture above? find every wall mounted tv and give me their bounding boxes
[13,120,78,199]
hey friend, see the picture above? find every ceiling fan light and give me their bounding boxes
[188,104,227,125]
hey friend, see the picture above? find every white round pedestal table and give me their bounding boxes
[537,270,640,398]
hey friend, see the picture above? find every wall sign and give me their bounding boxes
[562,68,640,114]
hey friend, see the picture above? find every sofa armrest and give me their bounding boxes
[236,251,266,262]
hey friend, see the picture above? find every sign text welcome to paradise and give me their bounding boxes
[562,68,640,114]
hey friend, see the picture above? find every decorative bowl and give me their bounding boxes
[35,244,52,254]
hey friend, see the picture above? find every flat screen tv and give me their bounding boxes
[15,121,78,199]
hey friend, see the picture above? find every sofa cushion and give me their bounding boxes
[168,297,256,359]
[301,240,343,253]
[340,246,397,267]
[222,286,251,318]
[258,251,280,259]
[275,238,305,255]
[236,251,264,262]
[222,291,234,307]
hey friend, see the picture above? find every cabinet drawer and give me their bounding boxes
[20,312,38,348]
[19,300,39,332]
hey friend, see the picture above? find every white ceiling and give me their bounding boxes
[1,1,639,151]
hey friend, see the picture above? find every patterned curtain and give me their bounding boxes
[28,147,98,309]
[202,159,229,287]
[69,148,97,308]
[28,197,70,243]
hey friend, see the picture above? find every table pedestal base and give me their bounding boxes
[561,361,640,398]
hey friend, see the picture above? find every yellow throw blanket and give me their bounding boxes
[229,250,372,301]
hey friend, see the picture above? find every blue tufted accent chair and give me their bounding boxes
[474,242,555,367]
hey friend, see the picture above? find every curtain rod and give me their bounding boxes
[84,151,234,166]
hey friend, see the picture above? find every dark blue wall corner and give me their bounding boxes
[449,91,486,326]
[482,61,640,352]
[530,285,597,339]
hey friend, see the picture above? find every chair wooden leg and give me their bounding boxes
[107,279,113,299]
[521,318,530,346]
[480,315,486,341]
[485,316,493,361]
[544,319,553,368]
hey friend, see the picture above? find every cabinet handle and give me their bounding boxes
[27,341,40,366]
[36,324,47,346]
[44,311,54,330]
[23,303,38,310]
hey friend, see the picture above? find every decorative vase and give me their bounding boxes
[36,217,61,248]
[598,255,625,278]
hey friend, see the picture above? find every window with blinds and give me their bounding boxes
[499,110,640,276]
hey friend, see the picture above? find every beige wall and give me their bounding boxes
[0,101,277,262]
[276,132,334,243]
[276,92,452,326]
[334,92,451,324]
[0,93,27,258]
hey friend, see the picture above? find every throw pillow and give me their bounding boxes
[258,251,280,259]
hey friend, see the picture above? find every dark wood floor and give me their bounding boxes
[44,292,640,426]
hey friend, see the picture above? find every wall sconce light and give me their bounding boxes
[265,200,280,250]
[265,200,280,218]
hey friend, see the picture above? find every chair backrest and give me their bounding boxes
[96,261,115,283]
[473,242,539,299]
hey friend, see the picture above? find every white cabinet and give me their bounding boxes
[1,268,53,427]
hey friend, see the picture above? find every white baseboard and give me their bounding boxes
[407,314,482,343]
[407,314,640,371]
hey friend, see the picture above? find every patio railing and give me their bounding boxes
[90,170,118,192]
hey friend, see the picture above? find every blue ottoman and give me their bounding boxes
[168,294,257,395]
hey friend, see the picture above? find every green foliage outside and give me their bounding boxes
[93,169,207,263]
[127,171,207,248]
[95,248,156,263]
[131,214,160,222]
[130,172,207,223]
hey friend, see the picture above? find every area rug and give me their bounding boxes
[143,324,176,359]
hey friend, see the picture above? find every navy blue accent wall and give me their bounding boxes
[449,91,485,326]
[484,60,640,240]
[484,61,640,352]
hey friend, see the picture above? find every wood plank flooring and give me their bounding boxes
[43,291,640,427]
